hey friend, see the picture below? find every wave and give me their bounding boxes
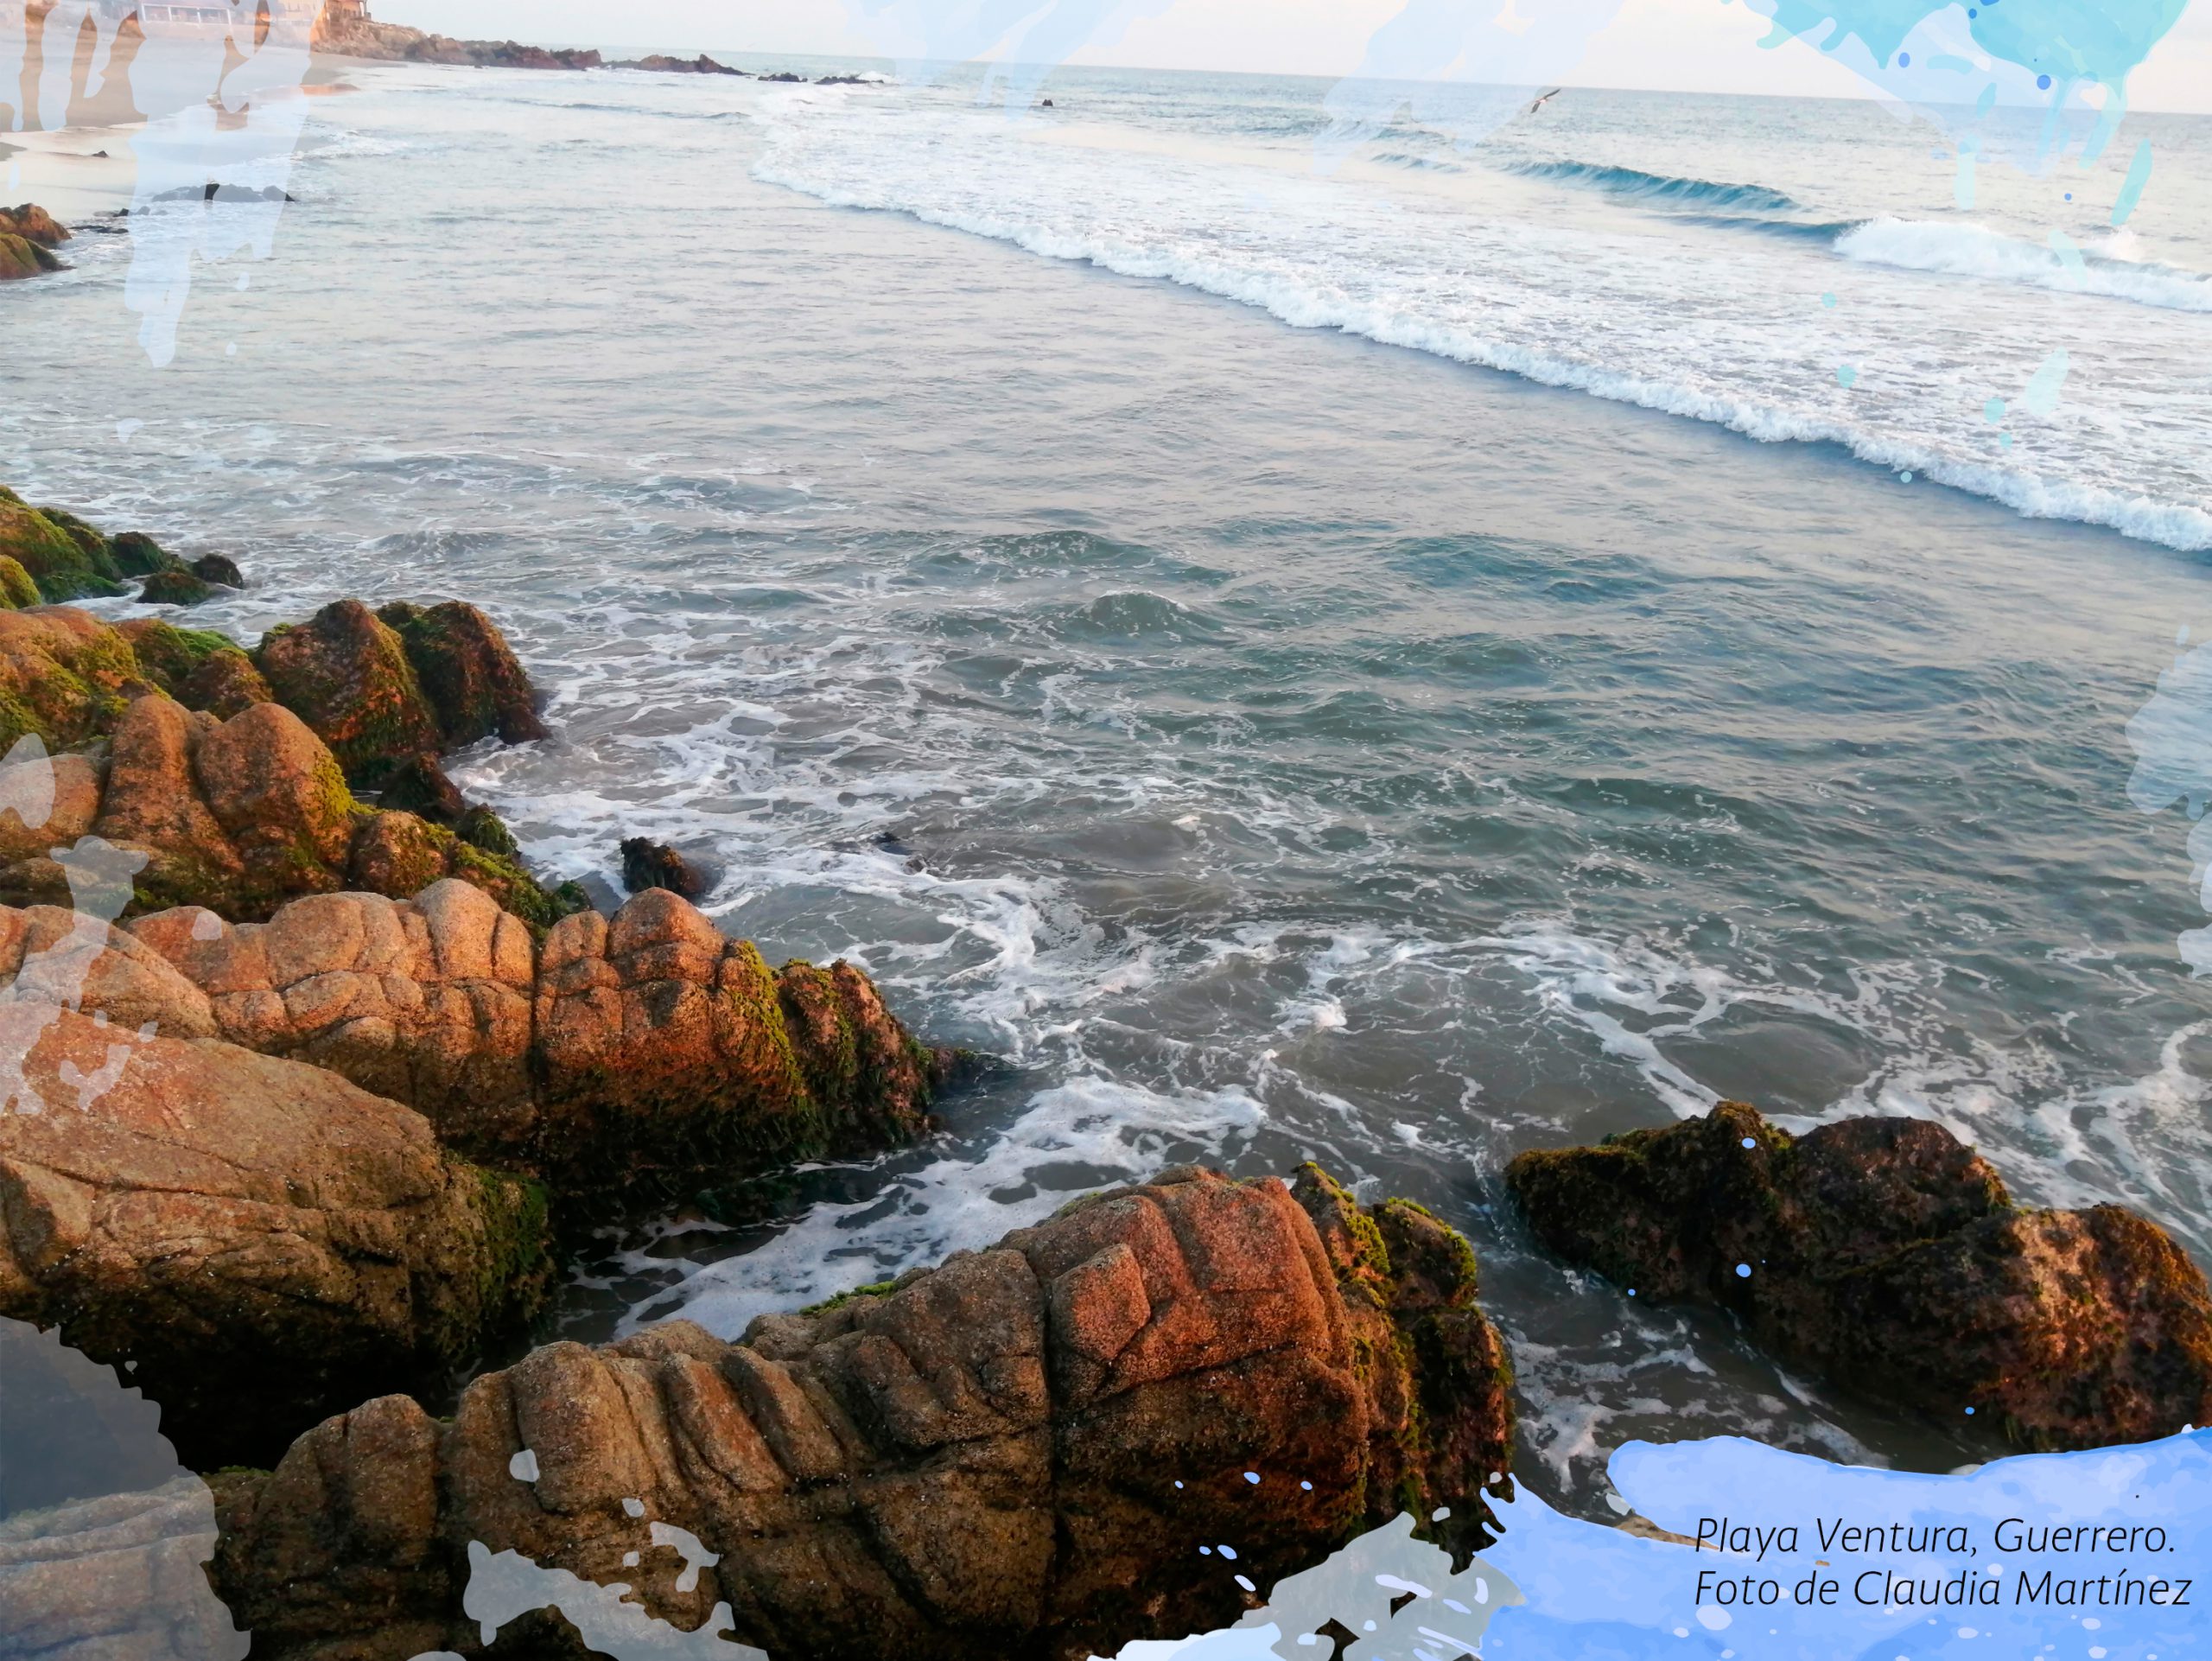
[1504,158,1802,214]
[1372,149,1466,174]
[753,156,2212,553]
[1837,218,2212,312]
[1675,212,1864,244]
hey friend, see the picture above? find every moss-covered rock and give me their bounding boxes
[0,556,39,609]
[177,647,274,719]
[0,497,126,601]
[137,567,216,606]
[255,599,442,788]
[1506,1101,2212,1450]
[376,598,549,746]
[191,551,245,588]
[114,617,232,690]
[108,530,182,578]
[454,801,516,856]
[0,606,146,751]
[377,751,467,824]
[0,230,63,279]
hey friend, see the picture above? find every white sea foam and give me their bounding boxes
[750,92,2212,552]
[628,1074,1270,1337]
[1834,218,2212,312]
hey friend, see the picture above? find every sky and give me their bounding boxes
[391,0,2212,112]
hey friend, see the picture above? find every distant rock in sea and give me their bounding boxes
[613,52,748,75]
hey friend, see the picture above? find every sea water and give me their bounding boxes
[4,56,2211,1509]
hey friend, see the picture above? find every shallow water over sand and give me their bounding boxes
[6,61,2212,1509]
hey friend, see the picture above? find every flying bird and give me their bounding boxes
[1528,87,1562,114]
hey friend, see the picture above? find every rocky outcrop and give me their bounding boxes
[0,999,553,1467]
[0,598,573,925]
[254,599,445,789]
[1505,1100,2212,1450]
[208,1165,1515,1661]
[191,552,245,588]
[255,597,550,788]
[0,203,70,247]
[121,881,944,1187]
[613,52,747,73]
[0,608,143,754]
[315,11,601,69]
[0,231,64,280]
[0,203,68,280]
[137,567,218,606]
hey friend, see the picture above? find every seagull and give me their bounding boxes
[1528,86,1562,114]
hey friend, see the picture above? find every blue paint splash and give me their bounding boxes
[2113,137,2154,226]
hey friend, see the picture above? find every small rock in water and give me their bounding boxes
[190,551,245,588]
[136,568,215,607]
[620,835,707,900]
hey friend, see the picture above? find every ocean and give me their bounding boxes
[5,54,2211,1511]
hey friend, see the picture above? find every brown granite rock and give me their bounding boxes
[0,607,142,750]
[0,1006,552,1467]
[253,600,443,790]
[0,748,100,866]
[125,881,944,1187]
[0,203,70,247]
[1505,1100,2212,1449]
[209,1166,1514,1661]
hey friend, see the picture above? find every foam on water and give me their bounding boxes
[1836,216,2212,310]
[752,80,2212,550]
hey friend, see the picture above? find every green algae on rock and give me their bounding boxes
[0,491,127,601]
[1505,1100,2212,1450]
[255,599,445,788]
[378,598,550,746]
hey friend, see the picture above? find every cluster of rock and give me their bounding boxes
[0,203,67,281]
[0,486,241,607]
[0,487,1529,1654]
[0,614,574,926]
[0,873,946,1462]
[208,1164,1515,1660]
[1506,1100,2212,1449]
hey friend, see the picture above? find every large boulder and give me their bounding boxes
[253,601,443,790]
[0,608,144,751]
[126,882,945,1187]
[1505,1100,2212,1450]
[208,1166,1515,1661]
[377,600,550,747]
[0,233,64,282]
[0,204,70,247]
[0,1005,553,1468]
